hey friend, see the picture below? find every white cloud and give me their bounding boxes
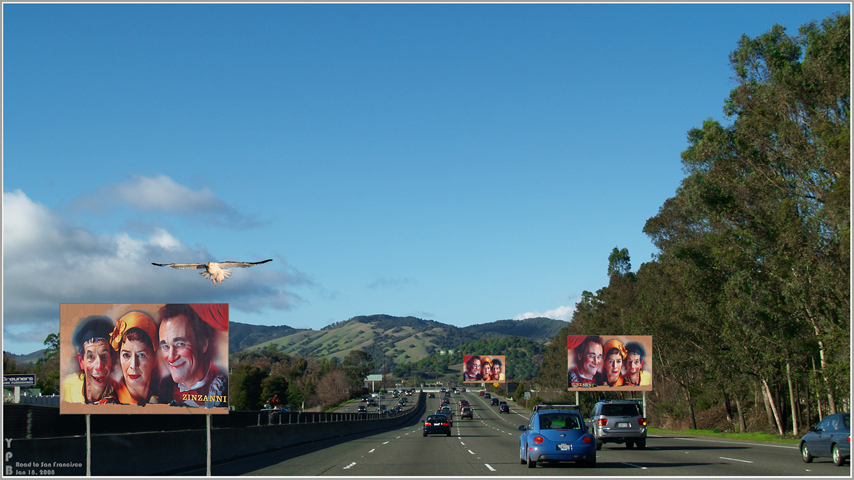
[70,174,267,229]
[514,305,575,322]
[2,190,305,354]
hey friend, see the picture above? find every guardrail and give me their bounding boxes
[3,392,426,476]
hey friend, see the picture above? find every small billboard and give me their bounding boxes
[567,335,652,391]
[462,355,506,383]
[59,303,229,414]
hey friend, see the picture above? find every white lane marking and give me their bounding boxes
[720,456,753,463]
[468,450,476,455]
[343,462,357,469]
[382,441,390,444]
[621,462,648,469]
[368,449,375,453]
[485,464,496,472]
[669,436,797,450]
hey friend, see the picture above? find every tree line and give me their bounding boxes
[534,13,849,435]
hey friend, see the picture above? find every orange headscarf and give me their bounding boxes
[109,311,158,351]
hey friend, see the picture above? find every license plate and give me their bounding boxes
[557,444,571,451]
[617,422,629,428]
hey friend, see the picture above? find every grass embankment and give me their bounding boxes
[649,427,801,444]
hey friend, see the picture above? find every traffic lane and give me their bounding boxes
[627,434,849,477]
[575,434,845,477]
[205,411,428,476]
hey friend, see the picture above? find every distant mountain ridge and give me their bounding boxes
[6,315,568,365]
[238,314,567,369]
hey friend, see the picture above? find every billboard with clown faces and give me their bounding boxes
[59,303,229,414]
[567,335,652,391]
[462,355,507,383]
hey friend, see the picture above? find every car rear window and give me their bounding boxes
[602,404,640,416]
[539,413,582,430]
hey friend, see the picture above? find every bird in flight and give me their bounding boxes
[152,259,273,285]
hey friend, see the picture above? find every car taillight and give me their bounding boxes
[582,436,593,444]
[424,422,431,426]
[598,418,608,426]
[638,418,647,427]
[533,436,544,444]
[442,422,450,426]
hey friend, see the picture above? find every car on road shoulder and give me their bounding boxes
[424,414,452,437]
[461,406,473,419]
[586,399,647,450]
[800,412,850,466]
[519,404,595,468]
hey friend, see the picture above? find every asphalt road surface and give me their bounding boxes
[194,391,850,477]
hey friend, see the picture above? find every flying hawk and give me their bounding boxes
[152,259,273,285]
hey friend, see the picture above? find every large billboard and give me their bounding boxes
[59,303,229,414]
[462,355,506,383]
[567,335,652,391]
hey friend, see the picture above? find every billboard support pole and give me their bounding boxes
[642,391,647,418]
[206,413,212,476]
[86,414,91,476]
[576,391,579,407]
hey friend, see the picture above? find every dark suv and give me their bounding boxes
[586,400,647,449]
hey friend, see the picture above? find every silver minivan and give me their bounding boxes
[586,400,647,450]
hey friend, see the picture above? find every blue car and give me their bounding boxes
[800,412,850,466]
[518,405,596,468]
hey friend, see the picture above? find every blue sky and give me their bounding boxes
[3,2,847,355]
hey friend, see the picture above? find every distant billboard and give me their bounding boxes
[567,335,652,391]
[462,355,506,383]
[59,303,229,414]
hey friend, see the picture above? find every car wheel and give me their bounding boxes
[446,432,451,437]
[801,442,814,463]
[423,431,428,437]
[595,439,603,451]
[626,440,634,449]
[527,453,537,469]
[833,444,845,466]
[636,438,646,449]
[584,456,596,468]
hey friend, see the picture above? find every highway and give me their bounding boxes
[195,391,849,477]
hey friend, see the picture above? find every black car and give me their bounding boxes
[357,405,368,414]
[424,414,451,436]
[491,398,499,406]
[499,402,510,413]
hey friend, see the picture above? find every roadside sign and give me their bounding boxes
[3,374,36,387]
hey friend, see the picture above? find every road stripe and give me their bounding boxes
[468,450,476,455]
[720,456,753,463]
[621,462,648,469]
[485,464,496,472]
[343,462,357,469]
[368,449,375,453]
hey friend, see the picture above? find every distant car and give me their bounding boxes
[461,406,473,419]
[361,397,369,402]
[491,398,500,406]
[424,414,452,437]
[478,391,485,396]
[484,393,491,398]
[800,413,850,466]
[519,404,596,468]
[357,405,368,414]
[586,400,647,449]
[439,406,454,426]
[499,402,510,414]
[428,393,436,398]
[459,400,470,407]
